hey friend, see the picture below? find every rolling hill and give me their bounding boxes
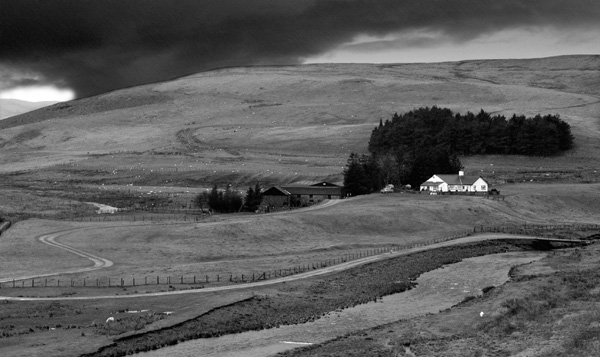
[0,55,598,184]
[0,98,57,120]
[1,55,600,357]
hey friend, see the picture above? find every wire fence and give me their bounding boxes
[0,231,472,290]
[65,212,209,223]
[55,161,336,177]
[473,223,600,235]
[1,223,597,290]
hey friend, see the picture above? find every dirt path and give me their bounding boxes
[0,200,341,289]
[138,251,548,357]
[0,229,114,284]
[0,232,578,302]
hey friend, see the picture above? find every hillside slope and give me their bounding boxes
[0,98,57,120]
[0,55,598,182]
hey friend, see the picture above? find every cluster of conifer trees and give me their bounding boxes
[195,184,262,213]
[369,107,573,157]
[343,107,574,196]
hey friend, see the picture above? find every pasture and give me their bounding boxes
[1,182,599,292]
[1,57,600,356]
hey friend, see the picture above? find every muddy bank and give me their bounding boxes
[139,251,545,357]
[83,239,552,357]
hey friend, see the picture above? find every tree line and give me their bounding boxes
[195,184,262,213]
[369,107,573,157]
[344,107,574,196]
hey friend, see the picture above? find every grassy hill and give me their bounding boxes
[0,98,57,120]
[1,55,600,357]
[0,55,598,186]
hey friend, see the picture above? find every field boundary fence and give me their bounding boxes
[1,230,473,290]
[473,223,600,237]
[2,223,597,290]
[54,161,333,178]
[63,212,209,223]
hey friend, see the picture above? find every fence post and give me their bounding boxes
[217,274,220,282]
[205,275,209,283]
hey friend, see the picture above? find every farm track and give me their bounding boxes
[0,200,342,289]
[0,198,589,302]
[0,230,586,302]
[0,228,114,284]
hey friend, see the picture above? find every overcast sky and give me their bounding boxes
[1,0,599,102]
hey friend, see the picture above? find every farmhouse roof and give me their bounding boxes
[434,175,487,185]
[420,181,444,187]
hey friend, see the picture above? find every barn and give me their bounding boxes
[420,171,489,194]
[261,181,343,210]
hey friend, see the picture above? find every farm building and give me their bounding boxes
[262,182,343,209]
[420,171,489,193]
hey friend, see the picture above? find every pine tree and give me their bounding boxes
[244,184,263,212]
[343,153,369,196]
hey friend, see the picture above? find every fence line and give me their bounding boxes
[1,223,597,290]
[54,161,334,177]
[64,213,208,223]
[473,223,600,236]
[0,231,473,290]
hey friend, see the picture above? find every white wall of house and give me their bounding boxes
[420,175,446,191]
[421,175,489,192]
[421,183,447,191]
[471,177,489,192]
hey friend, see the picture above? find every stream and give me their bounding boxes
[139,251,546,357]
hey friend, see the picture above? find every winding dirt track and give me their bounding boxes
[0,228,114,285]
[0,200,341,285]
[0,232,585,301]
[0,199,589,301]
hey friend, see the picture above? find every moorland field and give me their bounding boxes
[0,55,599,356]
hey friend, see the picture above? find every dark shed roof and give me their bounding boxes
[310,182,341,187]
[281,185,342,196]
[262,186,291,196]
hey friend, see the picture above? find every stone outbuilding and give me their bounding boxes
[261,181,343,210]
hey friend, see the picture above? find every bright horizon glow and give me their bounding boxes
[0,85,75,102]
[304,28,600,64]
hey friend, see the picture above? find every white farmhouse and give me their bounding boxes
[420,171,489,193]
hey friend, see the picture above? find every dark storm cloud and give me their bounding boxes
[1,0,598,98]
